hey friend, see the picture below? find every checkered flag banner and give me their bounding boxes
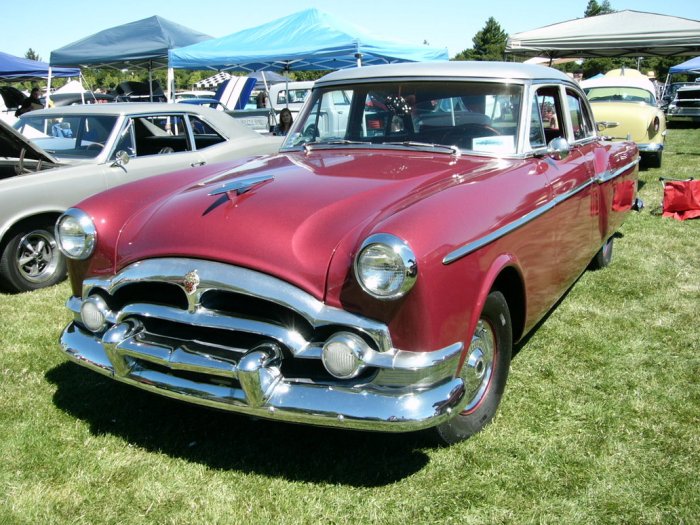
[194,72,232,89]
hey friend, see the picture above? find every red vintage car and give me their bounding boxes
[56,62,641,444]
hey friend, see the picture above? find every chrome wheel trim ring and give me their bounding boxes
[15,230,60,284]
[461,318,496,413]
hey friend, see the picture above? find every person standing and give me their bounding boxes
[274,108,294,135]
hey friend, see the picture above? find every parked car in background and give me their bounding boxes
[581,75,666,167]
[0,85,26,123]
[44,91,117,107]
[174,90,216,101]
[268,81,313,116]
[177,97,230,111]
[56,62,641,445]
[1,103,281,293]
[664,81,700,125]
[114,81,166,102]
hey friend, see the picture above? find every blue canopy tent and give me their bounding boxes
[0,51,79,80]
[169,8,449,72]
[669,56,700,73]
[49,15,212,101]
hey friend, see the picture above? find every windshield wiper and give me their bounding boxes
[384,141,461,156]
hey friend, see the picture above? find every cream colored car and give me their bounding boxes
[581,76,666,168]
[1,104,281,293]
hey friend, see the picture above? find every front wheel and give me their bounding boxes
[0,225,66,293]
[433,291,513,445]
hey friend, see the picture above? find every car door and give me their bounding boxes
[535,85,598,291]
[101,112,206,188]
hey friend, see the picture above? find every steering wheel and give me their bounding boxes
[86,142,105,151]
[303,124,318,139]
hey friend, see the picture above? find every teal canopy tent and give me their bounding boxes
[169,8,448,72]
[50,15,212,100]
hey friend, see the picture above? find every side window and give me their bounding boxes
[112,120,135,158]
[129,115,192,157]
[188,115,225,149]
[533,86,565,146]
[566,89,595,141]
[529,97,546,148]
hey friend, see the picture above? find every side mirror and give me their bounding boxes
[111,150,130,169]
[547,137,570,161]
[596,121,619,131]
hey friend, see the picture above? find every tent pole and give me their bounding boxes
[149,62,153,102]
[167,66,174,102]
[45,67,53,108]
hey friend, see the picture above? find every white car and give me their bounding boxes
[269,81,313,117]
[1,103,281,293]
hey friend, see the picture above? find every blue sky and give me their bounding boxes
[5,0,700,62]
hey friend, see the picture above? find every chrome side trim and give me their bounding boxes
[443,158,639,265]
[595,158,640,184]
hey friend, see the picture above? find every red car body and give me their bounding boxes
[58,62,640,444]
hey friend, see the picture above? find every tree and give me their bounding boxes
[453,17,508,61]
[25,48,41,62]
[584,0,614,17]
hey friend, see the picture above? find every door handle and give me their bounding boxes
[190,161,206,167]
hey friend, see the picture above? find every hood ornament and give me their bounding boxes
[182,270,200,295]
[208,174,274,201]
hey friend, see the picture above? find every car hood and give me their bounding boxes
[0,118,60,165]
[113,150,497,299]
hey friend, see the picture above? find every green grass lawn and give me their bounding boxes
[1,128,698,525]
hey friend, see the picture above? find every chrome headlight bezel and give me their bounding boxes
[55,208,96,260]
[353,233,418,300]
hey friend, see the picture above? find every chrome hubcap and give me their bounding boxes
[461,319,496,413]
[15,230,59,284]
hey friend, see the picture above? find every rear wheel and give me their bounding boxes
[433,291,512,445]
[0,224,66,293]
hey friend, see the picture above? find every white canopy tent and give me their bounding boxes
[506,10,700,60]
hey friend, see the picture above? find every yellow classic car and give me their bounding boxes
[581,75,666,167]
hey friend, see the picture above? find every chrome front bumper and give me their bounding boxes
[60,322,466,432]
[58,258,468,432]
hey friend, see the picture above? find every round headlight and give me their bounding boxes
[55,208,96,260]
[321,332,369,379]
[354,233,417,300]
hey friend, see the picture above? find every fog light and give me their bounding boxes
[321,332,369,379]
[80,296,109,332]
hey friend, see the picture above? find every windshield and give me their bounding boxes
[282,81,523,155]
[584,86,655,105]
[14,114,118,159]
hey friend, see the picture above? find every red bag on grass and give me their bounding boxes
[662,179,700,221]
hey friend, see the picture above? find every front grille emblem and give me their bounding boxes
[183,270,200,295]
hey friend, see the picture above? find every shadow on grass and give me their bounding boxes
[45,362,431,487]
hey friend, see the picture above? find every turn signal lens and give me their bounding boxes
[322,332,369,379]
